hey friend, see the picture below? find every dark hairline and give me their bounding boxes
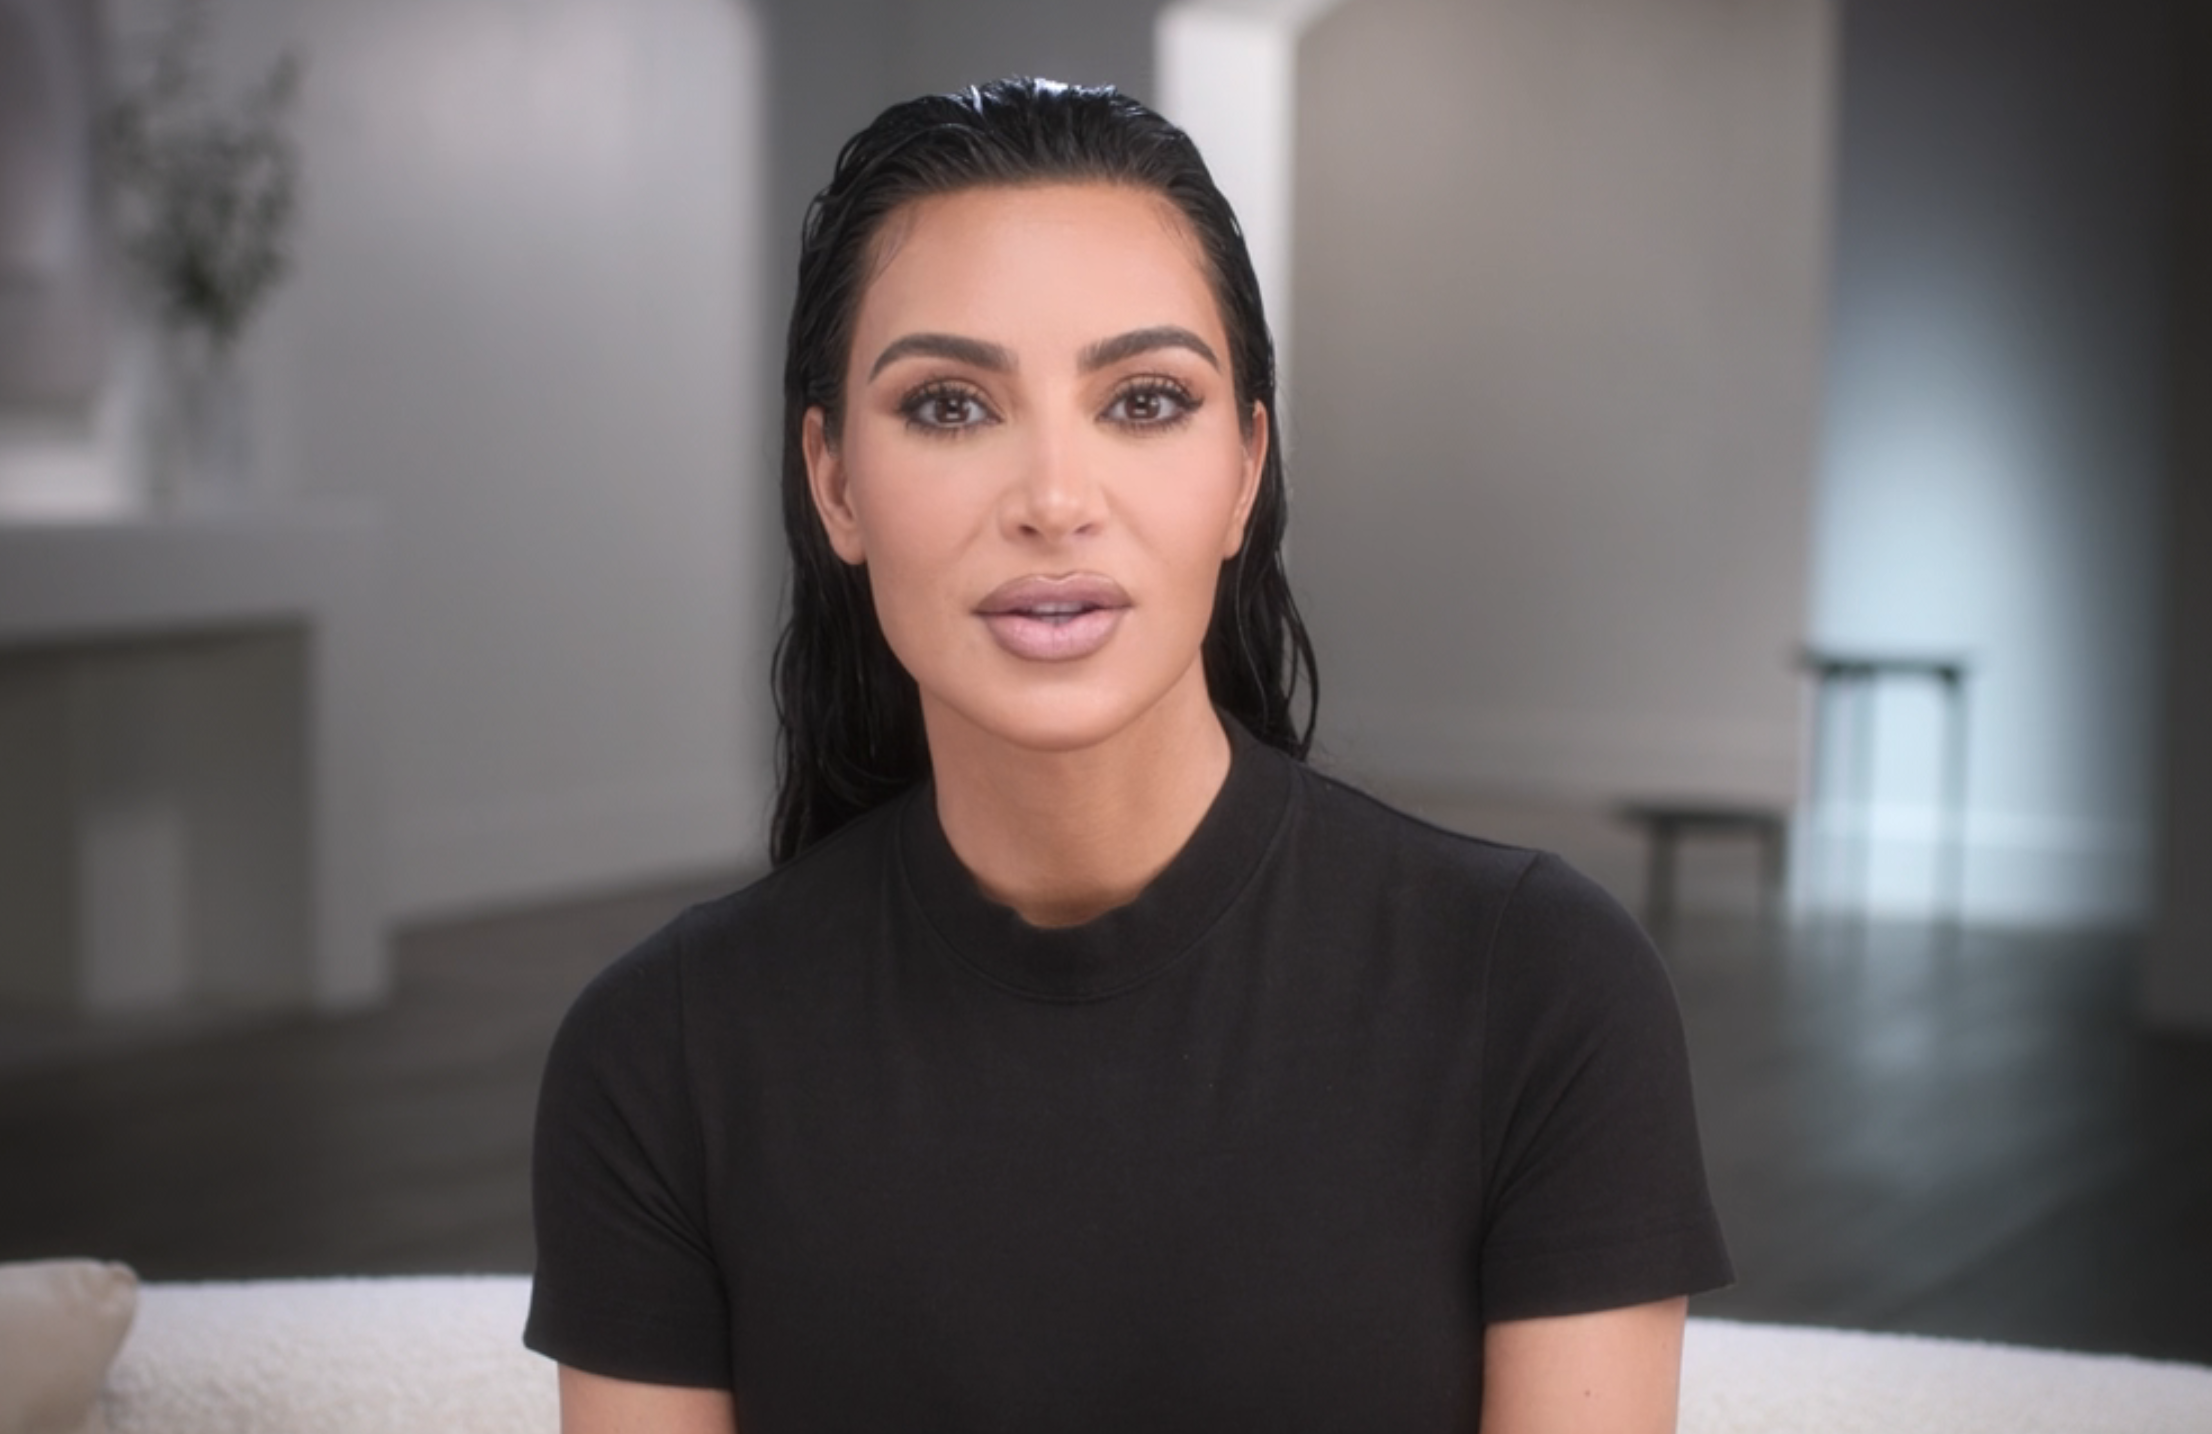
[836,180,1250,434]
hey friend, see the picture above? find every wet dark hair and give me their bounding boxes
[771,76,1318,865]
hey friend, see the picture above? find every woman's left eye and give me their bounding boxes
[1104,381,1199,429]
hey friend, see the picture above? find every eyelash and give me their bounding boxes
[894,377,1204,436]
[1104,378,1202,431]
[897,381,994,434]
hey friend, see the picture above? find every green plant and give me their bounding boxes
[105,1,303,351]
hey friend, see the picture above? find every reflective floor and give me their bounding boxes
[3,877,2208,1364]
[1672,914,2212,1362]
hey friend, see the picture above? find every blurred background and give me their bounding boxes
[2,0,2208,1365]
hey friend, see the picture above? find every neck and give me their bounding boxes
[924,677,1232,928]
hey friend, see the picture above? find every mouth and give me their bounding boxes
[1001,600,1106,624]
[975,574,1132,620]
[976,574,1131,661]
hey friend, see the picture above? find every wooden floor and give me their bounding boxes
[3,877,2209,1365]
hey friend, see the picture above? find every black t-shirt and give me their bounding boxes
[526,721,1731,1431]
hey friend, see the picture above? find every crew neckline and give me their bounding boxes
[897,715,1296,1002]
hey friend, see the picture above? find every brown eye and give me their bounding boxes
[1104,380,1198,429]
[901,383,994,432]
[930,395,976,426]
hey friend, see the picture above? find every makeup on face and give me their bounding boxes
[809,182,1262,755]
[974,572,1133,662]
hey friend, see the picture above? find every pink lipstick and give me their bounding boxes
[976,573,1131,662]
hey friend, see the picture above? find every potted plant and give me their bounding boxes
[105,0,302,508]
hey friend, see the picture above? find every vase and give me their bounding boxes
[152,326,254,512]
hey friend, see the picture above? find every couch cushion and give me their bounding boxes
[0,1259,139,1434]
[1683,1318,2212,1433]
[94,1276,2212,1434]
[104,1276,555,1434]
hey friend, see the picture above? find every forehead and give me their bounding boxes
[853,183,1224,357]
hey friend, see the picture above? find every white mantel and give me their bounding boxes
[0,506,386,1015]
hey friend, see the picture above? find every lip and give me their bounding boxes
[976,573,1131,662]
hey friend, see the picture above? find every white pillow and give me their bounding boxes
[0,1259,139,1434]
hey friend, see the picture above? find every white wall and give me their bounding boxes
[1287,0,1835,812]
[3,0,773,922]
[1808,0,2170,926]
[1155,4,1309,404]
[288,0,772,917]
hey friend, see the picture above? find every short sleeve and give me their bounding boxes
[524,913,733,1386]
[1475,853,1732,1322]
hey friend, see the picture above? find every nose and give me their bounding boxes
[1002,418,1105,544]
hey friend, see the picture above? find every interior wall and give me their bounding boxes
[1155,5,1305,402]
[2147,2,2212,1030]
[1807,0,2172,926]
[889,0,1161,97]
[5,0,775,921]
[1288,0,1835,810]
[756,0,898,307]
[756,0,1170,329]
[303,0,772,918]
[7,0,1184,934]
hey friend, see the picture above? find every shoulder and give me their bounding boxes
[553,790,915,1048]
[698,789,911,941]
[1282,759,1658,991]
[1283,759,1551,910]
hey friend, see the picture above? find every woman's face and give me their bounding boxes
[805,182,1267,757]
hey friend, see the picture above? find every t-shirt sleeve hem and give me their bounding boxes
[523,1286,734,1390]
[1480,1206,1736,1323]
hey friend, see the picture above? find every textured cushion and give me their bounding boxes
[105,1276,555,1434]
[89,1274,2212,1434]
[0,1259,139,1434]
[1682,1317,2212,1433]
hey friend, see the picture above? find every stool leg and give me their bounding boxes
[1646,825,1677,930]
[1941,672,1970,928]
[1760,821,1788,921]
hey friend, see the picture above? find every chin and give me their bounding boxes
[922,666,1202,759]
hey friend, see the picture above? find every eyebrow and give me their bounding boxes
[865,325,1223,382]
[868,333,1016,380]
[1080,325,1221,374]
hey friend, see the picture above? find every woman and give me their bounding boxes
[526,78,1730,1432]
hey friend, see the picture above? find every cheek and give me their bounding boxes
[1144,439,1253,571]
[1109,450,1247,654]
[860,533,954,688]
[840,443,979,662]
[841,429,948,565]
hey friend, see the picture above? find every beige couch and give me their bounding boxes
[11,1263,2212,1433]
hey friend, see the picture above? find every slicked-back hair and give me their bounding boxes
[771,77,1318,866]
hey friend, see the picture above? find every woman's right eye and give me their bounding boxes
[900,384,994,433]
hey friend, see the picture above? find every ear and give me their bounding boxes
[804,407,867,565]
[1222,400,1270,559]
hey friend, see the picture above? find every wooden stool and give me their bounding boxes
[1615,801,1790,927]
